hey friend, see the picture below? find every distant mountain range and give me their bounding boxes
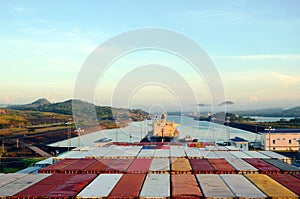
[8,98,148,121]
[234,107,300,117]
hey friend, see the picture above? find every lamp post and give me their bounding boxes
[65,119,72,151]
[265,126,275,151]
[226,117,230,145]
[74,128,84,147]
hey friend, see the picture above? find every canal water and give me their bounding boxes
[49,116,260,148]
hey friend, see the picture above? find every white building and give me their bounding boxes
[259,129,300,151]
[229,137,249,151]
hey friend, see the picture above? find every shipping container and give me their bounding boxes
[243,151,270,159]
[139,174,170,198]
[87,146,115,158]
[39,158,79,174]
[127,159,152,173]
[263,159,300,174]
[105,159,133,173]
[220,174,267,198]
[214,151,237,159]
[76,174,123,198]
[189,159,215,174]
[63,158,97,174]
[293,174,300,179]
[208,158,236,174]
[228,151,252,159]
[259,151,291,164]
[243,158,281,174]
[154,149,170,158]
[137,149,156,158]
[268,174,300,195]
[225,158,258,174]
[244,174,298,199]
[82,159,114,174]
[13,174,74,198]
[196,174,234,199]
[108,174,146,198]
[149,158,170,173]
[46,174,97,198]
[0,174,51,197]
[185,148,201,158]
[0,174,27,188]
[199,151,219,159]
[122,146,142,158]
[170,147,186,158]
[172,174,202,198]
[171,158,192,174]
[103,147,127,158]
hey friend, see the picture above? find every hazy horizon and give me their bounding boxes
[1,1,300,113]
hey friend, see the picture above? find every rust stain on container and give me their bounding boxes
[39,158,79,174]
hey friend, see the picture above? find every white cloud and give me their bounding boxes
[249,96,259,103]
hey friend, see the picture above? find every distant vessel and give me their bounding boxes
[143,113,179,142]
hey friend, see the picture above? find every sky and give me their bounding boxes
[1,0,300,112]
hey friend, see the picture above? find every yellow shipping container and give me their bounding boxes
[171,158,192,173]
[244,174,298,199]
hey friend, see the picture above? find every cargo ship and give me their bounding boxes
[142,113,179,142]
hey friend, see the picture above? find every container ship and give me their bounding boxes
[142,113,179,142]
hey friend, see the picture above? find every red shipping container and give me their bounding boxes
[127,158,152,173]
[189,159,215,174]
[268,174,300,195]
[244,158,281,174]
[39,159,80,173]
[13,174,74,198]
[62,158,97,174]
[171,174,202,198]
[46,174,97,198]
[208,158,236,174]
[83,158,114,174]
[105,159,133,173]
[108,174,146,198]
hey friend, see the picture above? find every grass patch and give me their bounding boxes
[0,157,45,173]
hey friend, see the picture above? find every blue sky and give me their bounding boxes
[1,0,300,111]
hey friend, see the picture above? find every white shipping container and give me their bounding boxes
[259,151,291,163]
[139,174,170,198]
[225,158,258,173]
[185,148,201,158]
[0,174,51,197]
[154,149,170,158]
[170,148,186,158]
[216,146,228,151]
[77,174,123,198]
[149,158,170,172]
[220,174,267,198]
[88,146,115,157]
[0,174,27,188]
[137,149,156,158]
[214,151,237,159]
[196,174,234,198]
[199,151,219,159]
[243,151,270,159]
[229,151,252,159]
[103,148,126,158]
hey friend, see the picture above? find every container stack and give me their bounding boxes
[1,143,300,199]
